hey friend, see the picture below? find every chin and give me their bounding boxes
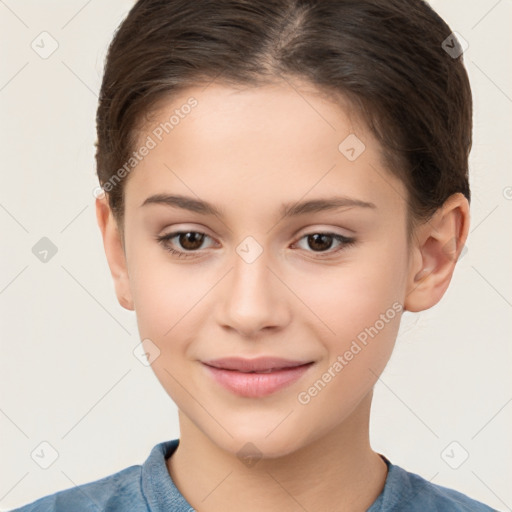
[205,419,315,462]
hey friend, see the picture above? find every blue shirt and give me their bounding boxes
[11,439,497,511]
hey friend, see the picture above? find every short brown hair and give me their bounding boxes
[95,0,472,236]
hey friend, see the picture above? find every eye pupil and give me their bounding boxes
[308,233,333,252]
[180,232,204,250]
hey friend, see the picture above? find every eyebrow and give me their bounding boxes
[140,193,376,218]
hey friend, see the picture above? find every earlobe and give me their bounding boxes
[404,193,470,313]
[95,195,135,311]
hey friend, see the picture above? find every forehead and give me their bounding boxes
[124,80,405,220]
[139,79,366,149]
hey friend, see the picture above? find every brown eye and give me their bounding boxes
[156,231,214,258]
[177,232,205,250]
[294,232,356,257]
[307,233,335,252]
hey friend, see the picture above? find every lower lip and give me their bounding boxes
[202,363,314,398]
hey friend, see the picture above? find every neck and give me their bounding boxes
[167,391,388,512]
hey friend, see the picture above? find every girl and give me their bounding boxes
[14,0,497,510]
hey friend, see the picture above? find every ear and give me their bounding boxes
[95,194,134,311]
[404,193,470,312]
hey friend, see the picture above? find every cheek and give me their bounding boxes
[294,288,402,428]
[128,244,206,336]
[290,243,406,390]
[301,288,401,398]
[129,257,205,408]
[291,244,406,337]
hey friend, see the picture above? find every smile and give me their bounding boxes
[201,357,315,398]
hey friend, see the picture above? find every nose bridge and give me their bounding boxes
[217,238,289,335]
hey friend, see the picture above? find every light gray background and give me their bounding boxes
[1,1,511,510]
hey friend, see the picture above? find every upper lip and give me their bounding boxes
[202,357,313,372]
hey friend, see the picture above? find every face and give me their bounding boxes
[105,80,415,457]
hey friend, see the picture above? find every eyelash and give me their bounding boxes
[155,230,356,259]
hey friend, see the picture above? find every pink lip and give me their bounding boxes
[201,357,314,398]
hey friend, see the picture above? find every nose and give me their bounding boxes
[215,248,291,338]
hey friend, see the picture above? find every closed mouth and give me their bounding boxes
[201,357,315,373]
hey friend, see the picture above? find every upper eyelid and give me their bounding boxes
[160,220,354,235]
[160,227,351,238]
